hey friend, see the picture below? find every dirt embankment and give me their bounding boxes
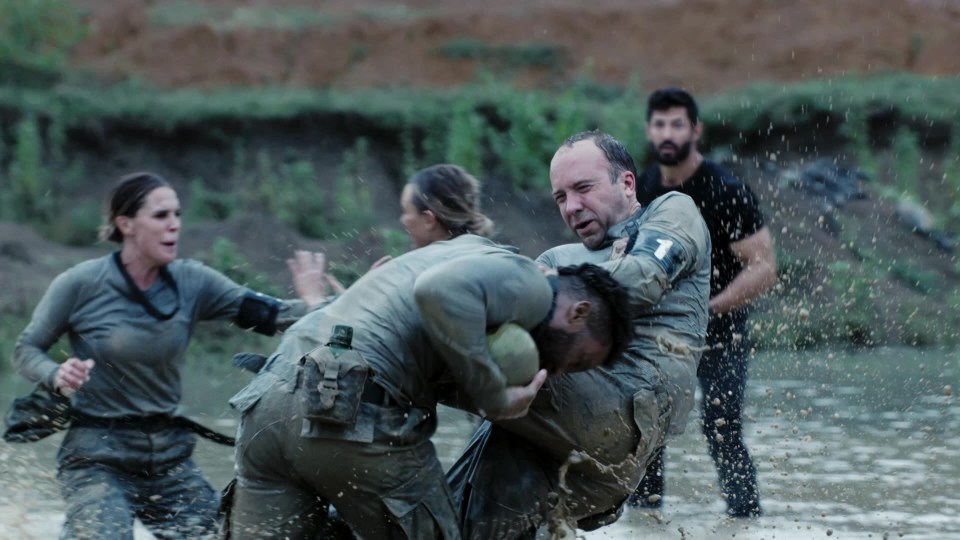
[72,0,960,93]
[3,0,958,348]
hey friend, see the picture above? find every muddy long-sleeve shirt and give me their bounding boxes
[12,254,307,418]
[248,235,554,416]
[537,191,711,437]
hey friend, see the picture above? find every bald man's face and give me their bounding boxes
[549,140,635,249]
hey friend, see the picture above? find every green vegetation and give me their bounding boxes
[4,72,958,198]
[0,0,86,80]
[6,72,959,249]
[435,39,567,72]
[0,115,99,245]
[891,127,922,199]
[837,111,878,179]
[196,238,283,298]
[942,134,960,232]
[149,2,430,30]
[3,50,960,350]
[705,74,960,134]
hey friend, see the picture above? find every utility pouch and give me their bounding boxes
[299,345,371,426]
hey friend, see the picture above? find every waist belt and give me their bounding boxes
[70,412,236,447]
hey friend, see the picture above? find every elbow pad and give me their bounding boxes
[236,292,281,335]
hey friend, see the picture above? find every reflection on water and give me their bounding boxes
[1,347,957,539]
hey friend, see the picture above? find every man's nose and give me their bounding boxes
[564,193,584,214]
[657,125,675,140]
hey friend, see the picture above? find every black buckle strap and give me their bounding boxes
[70,412,235,446]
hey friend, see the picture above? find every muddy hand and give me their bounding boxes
[55,358,95,397]
[490,369,548,420]
[610,237,629,260]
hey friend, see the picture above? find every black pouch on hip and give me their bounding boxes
[299,345,371,426]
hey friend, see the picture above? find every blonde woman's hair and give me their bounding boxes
[408,164,494,238]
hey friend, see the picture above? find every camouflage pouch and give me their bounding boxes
[299,345,371,426]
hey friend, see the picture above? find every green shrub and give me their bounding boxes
[0,0,87,73]
[891,128,922,198]
[8,115,47,222]
[399,125,419,181]
[189,179,238,222]
[489,93,554,191]
[197,237,282,298]
[944,128,960,231]
[382,228,410,257]
[330,138,375,236]
[827,261,878,346]
[838,111,878,178]
[44,201,101,246]
[434,40,565,71]
[445,99,486,176]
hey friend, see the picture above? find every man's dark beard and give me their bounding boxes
[651,140,692,166]
[532,326,579,375]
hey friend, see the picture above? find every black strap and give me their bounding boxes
[172,416,236,447]
[71,411,235,447]
[622,221,641,254]
[111,251,180,321]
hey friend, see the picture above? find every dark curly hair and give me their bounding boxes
[557,263,634,363]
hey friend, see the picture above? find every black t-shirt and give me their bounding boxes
[637,160,765,301]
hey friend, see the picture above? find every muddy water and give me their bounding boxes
[2,347,957,540]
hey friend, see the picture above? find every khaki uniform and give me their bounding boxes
[229,235,555,539]
[448,192,711,537]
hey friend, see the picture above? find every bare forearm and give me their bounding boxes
[709,259,777,314]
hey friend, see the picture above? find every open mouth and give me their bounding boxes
[574,219,594,232]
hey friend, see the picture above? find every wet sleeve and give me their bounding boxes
[12,270,81,390]
[190,261,308,330]
[601,194,710,306]
[414,255,551,416]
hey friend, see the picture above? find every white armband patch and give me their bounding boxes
[654,239,674,260]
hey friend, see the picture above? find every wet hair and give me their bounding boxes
[99,172,172,243]
[408,164,495,238]
[556,263,633,358]
[646,88,700,126]
[560,130,638,185]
